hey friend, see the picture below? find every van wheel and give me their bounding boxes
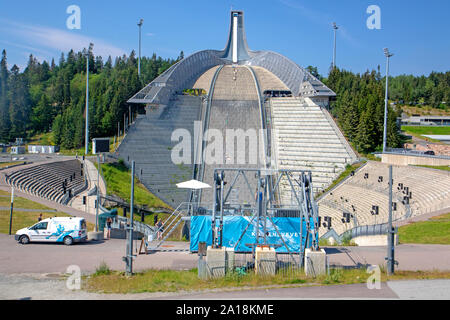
[63,236,73,246]
[19,235,30,245]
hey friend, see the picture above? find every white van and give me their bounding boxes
[15,217,87,245]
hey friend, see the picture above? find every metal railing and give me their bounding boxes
[384,148,450,160]
[198,252,304,280]
[321,107,359,162]
[341,223,389,239]
[114,215,155,238]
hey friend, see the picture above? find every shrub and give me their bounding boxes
[95,261,111,276]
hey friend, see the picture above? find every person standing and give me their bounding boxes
[156,219,163,240]
[38,214,43,222]
[106,217,112,240]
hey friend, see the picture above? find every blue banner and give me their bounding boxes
[190,216,317,253]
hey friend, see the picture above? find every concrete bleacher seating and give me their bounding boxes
[117,95,203,206]
[317,161,450,237]
[270,97,357,199]
[6,159,86,204]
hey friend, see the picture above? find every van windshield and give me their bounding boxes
[32,222,48,230]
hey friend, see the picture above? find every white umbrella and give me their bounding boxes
[176,179,211,190]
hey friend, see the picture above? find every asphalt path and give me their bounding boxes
[1,234,450,300]
[1,272,450,300]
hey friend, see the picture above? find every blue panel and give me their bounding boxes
[190,216,318,253]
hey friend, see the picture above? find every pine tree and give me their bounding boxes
[355,109,377,153]
[0,49,10,142]
[8,65,31,139]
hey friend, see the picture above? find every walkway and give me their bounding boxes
[69,158,107,218]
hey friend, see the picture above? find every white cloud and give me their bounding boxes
[0,19,127,60]
[278,0,361,48]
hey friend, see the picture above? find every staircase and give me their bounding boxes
[146,202,191,251]
[270,97,357,200]
[117,95,203,207]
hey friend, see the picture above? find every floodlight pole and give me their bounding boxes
[138,19,144,78]
[85,52,89,155]
[383,48,394,153]
[8,187,14,235]
[332,23,338,69]
[95,154,100,232]
[85,43,94,155]
[386,165,396,275]
[126,161,136,276]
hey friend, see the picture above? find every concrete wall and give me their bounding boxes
[382,153,450,166]
[353,234,399,247]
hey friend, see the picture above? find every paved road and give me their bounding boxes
[387,279,450,299]
[0,234,196,275]
[1,272,449,300]
[2,233,450,275]
[1,233,450,300]
[324,244,450,271]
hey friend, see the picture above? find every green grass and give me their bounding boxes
[315,161,366,199]
[401,126,450,136]
[28,132,55,146]
[95,161,187,240]
[97,161,170,210]
[0,210,72,234]
[0,191,95,233]
[398,212,450,244]
[84,266,450,294]
[412,165,450,172]
[0,162,22,169]
[0,194,56,210]
[85,267,369,294]
[402,126,450,142]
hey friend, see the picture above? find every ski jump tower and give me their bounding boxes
[119,11,357,259]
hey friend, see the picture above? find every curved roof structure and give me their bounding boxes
[128,11,335,105]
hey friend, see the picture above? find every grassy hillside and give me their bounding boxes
[98,161,170,210]
[398,212,450,244]
[401,105,450,117]
[96,161,186,240]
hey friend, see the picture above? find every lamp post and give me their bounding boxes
[383,48,394,153]
[85,43,94,155]
[137,19,144,78]
[332,22,338,69]
[386,165,397,275]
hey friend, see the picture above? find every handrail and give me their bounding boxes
[245,66,268,167]
[196,64,225,203]
[383,149,450,160]
[321,107,359,162]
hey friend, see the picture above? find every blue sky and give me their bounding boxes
[0,0,449,76]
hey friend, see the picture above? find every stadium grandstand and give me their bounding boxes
[4,159,87,205]
[318,161,450,241]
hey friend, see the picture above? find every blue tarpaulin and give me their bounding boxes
[190,215,317,253]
